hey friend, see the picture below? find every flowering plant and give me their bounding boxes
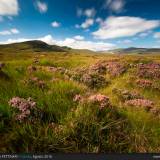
[9,97,36,122]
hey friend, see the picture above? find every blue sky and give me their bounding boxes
[0,0,160,51]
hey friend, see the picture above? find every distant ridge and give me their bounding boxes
[0,41,160,54]
[108,47,160,54]
[0,40,67,52]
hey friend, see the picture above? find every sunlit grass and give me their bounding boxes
[0,51,160,152]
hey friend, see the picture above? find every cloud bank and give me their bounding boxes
[0,28,20,35]
[92,16,160,39]
[0,0,19,16]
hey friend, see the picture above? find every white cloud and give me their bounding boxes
[10,28,19,34]
[0,28,20,36]
[0,35,116,51]
[0,30,11,36]
[77,8,96,18]
[154,32,160,39]
[0,0,19,16]
[117,39,132,44]
[104,0,125,13]
[39,35,56,44]
[81,19,94,28]
[77,18,94,29]
[56,38,115,51]
[0,38,31,44]
[74,35,84,40]
[36,1,48,13]
[84,8,96,18]
[92,16,160,39]
[51,21,61,28]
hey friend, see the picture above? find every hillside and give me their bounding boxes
[0,40,66,53]
[1,41,160,54]
[108,47,160,54]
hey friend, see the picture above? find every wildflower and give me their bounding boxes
[27,77,46,89]
[113,88,143,101]
[150,107,160,116]
[89,61,107,74]
[65,62,108,88]
[9,97,36,122]
[73,94,82,102]
[136,79,153,88]
[88,94,110,109]
[106,61,126,77]
[125,99,154,109]
[137,63,160,79]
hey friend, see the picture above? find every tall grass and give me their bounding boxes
[0,52,160,152]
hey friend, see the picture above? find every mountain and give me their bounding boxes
[0,41,160,54]
[107,47,160,54]
[0,40,67,53]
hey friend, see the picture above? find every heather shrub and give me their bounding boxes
[81,73,108,89]
[113,88,143,101]
[137,63,160,79]
[62,96,130,153]
[66,67,108,89]
[106,61,127,77]
[136,79,160,90]
[125,99,154,110]
[136,79,153,88]
[89,61,107,74]
[24,77,46,89]
[88,94,111,110]
[73,93,111,110]
[8,97,37,122]
[150,107,160,117]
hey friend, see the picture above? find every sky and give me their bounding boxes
[0,0,160,51]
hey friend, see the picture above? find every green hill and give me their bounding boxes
[0,40,66,53]
[108,47,160,54]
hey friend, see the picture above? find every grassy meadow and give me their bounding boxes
[0,47,160,153]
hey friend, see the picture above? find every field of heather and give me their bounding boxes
[0,51,160,153]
